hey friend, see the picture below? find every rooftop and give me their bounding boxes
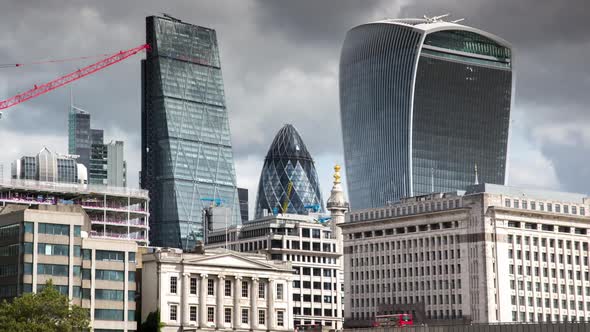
[0,179,148,199]
[465,183,589,204]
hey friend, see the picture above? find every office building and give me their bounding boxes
[341,183,590,325]
[238,188,249,223]
[141,247,294,332]
[68,101,126,187]
[0,204,138,331]
[254,124,324,219]
[89,134,108,185]
[0,179,149,246]
[107,141,127,187]
[339,17,513,209]
[141,15,241,250]
[207,215,344,329]
[11,147,87,184]
[69,106,91,169]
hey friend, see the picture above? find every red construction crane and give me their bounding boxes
[0,43,150,112]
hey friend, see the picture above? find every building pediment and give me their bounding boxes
[182,252,285,272]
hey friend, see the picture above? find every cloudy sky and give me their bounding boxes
[1,0,589,216]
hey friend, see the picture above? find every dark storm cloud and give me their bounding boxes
[0,0,589,197]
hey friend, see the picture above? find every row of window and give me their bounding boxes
[24,222,81,236]
[512,311,590,323]
[273,240,336,253]
[293,267,338,277]
[285,254,338,265]
[0,224,19,241]
[352,250,461,267]
[511,295,590,311]
[352,264,462,282]
[351,235,459,254]
[0,244,19,257]
[504,198,586,216]
[510,280,590,296]
[292,294,338,304]
[94,309,135,321]
[349,221,459,240]
[0,264,17,277]
[507,221,587,234]
[292,307,339,317]
[169,305,284,326]
[352,279,462,296]
[170,276,282,300]
[292,280,338,291]
[509,250,589,266]
[508,235,589,251]
[353,309,462,321]
[352,292,462,309]
[351,199,462,222]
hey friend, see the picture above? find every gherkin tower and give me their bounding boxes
[254,124,324,219]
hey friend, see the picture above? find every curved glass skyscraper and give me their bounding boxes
[340,18,513,210]
[254,124,324,219]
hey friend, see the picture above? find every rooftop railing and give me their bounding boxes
[0,179,148,198]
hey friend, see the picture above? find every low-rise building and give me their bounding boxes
[0,179,149,246]
[341,183,590,325]
[207,165,349,330]
[141,247,294,332]
[0,204,138,331]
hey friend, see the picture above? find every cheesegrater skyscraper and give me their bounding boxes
[141,15,241,249]
[339,17,513,210]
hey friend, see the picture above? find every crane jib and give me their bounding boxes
[0,43,150,113]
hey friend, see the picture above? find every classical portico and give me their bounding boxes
[141,247,294,332]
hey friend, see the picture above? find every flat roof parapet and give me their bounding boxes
[0,179,149,199]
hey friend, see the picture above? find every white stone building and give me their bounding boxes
[206,166,348,329]
[141,247,294,332]
[341,183,590,325]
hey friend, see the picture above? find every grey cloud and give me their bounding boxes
[0,0,589,197]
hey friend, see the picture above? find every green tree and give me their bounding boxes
[0,280,90,332]
[140,309,164,332]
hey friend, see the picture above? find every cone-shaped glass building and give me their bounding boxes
[255,124,324,219]
[340,18,513,210]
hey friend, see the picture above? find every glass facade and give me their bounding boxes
[142,16,241,249]
[238,188,249,223]
[12,147,81,184]
[339,21,513,210]
[254,124,324,218]
[68,109,91,169]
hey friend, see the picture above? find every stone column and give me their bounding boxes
[251,277,259,330]
[199,273,208,328]
[268,279,275,330]
[217,274,225,329]
[234,275,242,329]
[182,273,190,326]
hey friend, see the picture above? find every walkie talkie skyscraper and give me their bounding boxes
[340,17,513,210]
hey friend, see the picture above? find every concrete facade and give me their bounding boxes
[0,179,149,245]
[341,184,590,325]
[207,214,345,329]
[0,204,138,331]
[141,247,294,332]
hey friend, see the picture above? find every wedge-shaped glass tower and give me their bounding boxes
[142,16,241,249]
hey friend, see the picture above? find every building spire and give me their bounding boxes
[333,164,341,185]
[474,163,479,185]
